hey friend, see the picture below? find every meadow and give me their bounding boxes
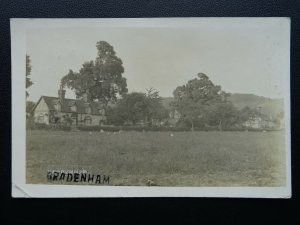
[26,130,286,186]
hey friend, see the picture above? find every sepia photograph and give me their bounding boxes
[11,18,291,197]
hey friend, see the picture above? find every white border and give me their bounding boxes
[11,18,291,198]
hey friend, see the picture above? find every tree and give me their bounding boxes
[26,101,35,114]
[26,101,35,122]
[171,73,235,131]
[237,106,257,123]
[26,55,33,97]
[107,89,169,126]
[144,88,169,125]
[206,101,237,131]
[105,106,125,126]
[111,92,149,125]
[61,41,128,104]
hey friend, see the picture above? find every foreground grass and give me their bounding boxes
[26,130,286,186]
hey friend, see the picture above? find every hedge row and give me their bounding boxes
[26,122,72,131]
[77,125,195,132]
[26,122,282,132]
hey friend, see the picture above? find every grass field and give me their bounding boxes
[26,130,286,186]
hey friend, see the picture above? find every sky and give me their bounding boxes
[26,19,290,102]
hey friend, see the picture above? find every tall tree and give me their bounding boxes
[26,55,33,97]
[171,73,235,130]
[61,41,128,104]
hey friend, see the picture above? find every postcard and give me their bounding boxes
[11,18,291,197]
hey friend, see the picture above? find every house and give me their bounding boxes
[243,117,263,129]
[243,116,276,129]
[32,87,106,126]
[169,109,180,119]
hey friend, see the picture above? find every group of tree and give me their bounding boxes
[27,40,276,130]
[106,88,169,126]
[60,41,276,130]
[171,73,237,131]
[61,41,169,126]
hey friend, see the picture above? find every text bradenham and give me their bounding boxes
[47,171,110,184]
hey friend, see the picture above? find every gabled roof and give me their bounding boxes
[35,96,105,115]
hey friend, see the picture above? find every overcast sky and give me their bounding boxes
[26,19,290,102]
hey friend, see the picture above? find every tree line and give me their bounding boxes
[26,41,283,130]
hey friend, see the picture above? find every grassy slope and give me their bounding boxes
[26,130,286,187]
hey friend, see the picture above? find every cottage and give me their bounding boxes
[243,116,276,129]
[243,117,263,129]
[32,87,106,126]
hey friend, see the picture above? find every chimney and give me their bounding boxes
[58,84,66,101]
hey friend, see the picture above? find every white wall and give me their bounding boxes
[33,97,49,124]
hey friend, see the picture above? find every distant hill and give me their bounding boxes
[161,93,284,116]
[228,93,284,116]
